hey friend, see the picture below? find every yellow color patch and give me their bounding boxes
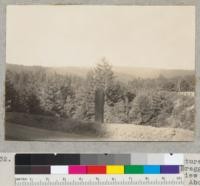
[106,165,124,174]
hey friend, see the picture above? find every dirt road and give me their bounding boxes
[6,122,194,141]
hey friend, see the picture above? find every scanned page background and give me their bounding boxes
[0,0,200,152]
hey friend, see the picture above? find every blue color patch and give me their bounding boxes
[144,165,160,174]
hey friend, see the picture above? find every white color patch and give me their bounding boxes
[164,153,184,165]
[50,166,68,174]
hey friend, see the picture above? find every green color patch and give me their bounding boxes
[124,165,144,174]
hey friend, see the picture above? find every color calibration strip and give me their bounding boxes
[15,154,182,175]
[15,153,184,165]
[15,165,180,175]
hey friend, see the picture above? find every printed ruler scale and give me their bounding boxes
[15,175,184,186]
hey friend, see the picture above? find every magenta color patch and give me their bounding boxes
[68,166,87,174]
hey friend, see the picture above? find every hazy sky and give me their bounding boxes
[7,5,195,70]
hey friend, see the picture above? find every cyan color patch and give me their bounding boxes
[144,165,160,174]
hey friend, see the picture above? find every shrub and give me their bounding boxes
[129,94,153,124]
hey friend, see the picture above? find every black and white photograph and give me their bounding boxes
[5,5,195,141]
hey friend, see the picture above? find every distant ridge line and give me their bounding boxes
[6,63,194,80]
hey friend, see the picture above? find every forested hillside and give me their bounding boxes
[6,59,195,130]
